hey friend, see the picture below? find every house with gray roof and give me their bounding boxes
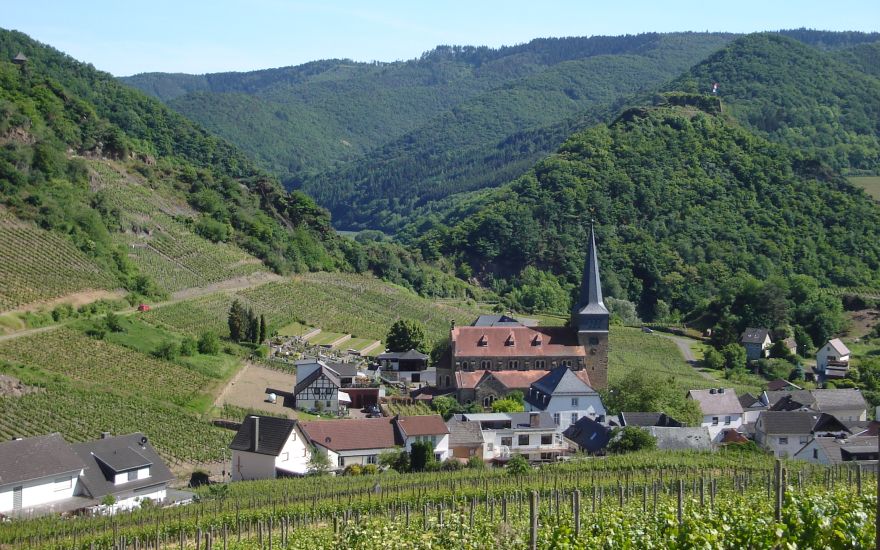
[563,416,611,454]
[71,433,176,512]
[458,411,568,462]
[816,339,851,380]
[293,359,351,415]
[755,411,849,458]
[446,416,486,460]
[524,366,605,431]
[687,388,744,442]
[617,412,682,428]
[0,434,84,515]
[811,388,867,421]
[794,435,879,465]
[229,415,310,480]
[740,328,772,361]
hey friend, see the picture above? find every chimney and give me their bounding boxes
[709,389,716,395]
[529,412,540,427]
[719,388,725,394]
[450,320,455,329]
[252,416,259,453]
[101,431,112,439]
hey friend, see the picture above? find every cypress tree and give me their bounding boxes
[259,315,267,343]
[228,300,243,342]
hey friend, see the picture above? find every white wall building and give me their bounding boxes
[816,338,851,372]
[524,366,606,431]
[754,411,849,458]
[687,388,744,442]
[229,416,310,480]
[460,412,568,462]
[394,415,450,462]
[0,434,84,515]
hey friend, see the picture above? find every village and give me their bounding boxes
[2,226,877,519]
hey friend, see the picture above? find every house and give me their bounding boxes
[458,411,568,462]
[782,336,798,356]
[816,338,851,379]
[393,415,450,462]
[70,433,175,512]
[766,379,801,392]
[765,389,815,412]
[687,388,744,441]
[377,349,429,372]
[446,416,486,460]
[524,366,605,430]
[811,388,867,421]
[754,411,849,457]
[455,369,547,407]
[293,360,350,415]
[740,328,772,361]
[738,393,766,425]
[617,412,683,428]
[229,416,310,480]
[438,225,609,391]
[794,435,879,465]
[563,416,612,455]
[0,434,84,515]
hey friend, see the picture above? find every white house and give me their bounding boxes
[0,434,84,515]
[794,435,879,465]
[300,418,400,471]
[293,360,349,415]
[229,416,310,480]
[811,388,867,421]
[740,328,772,361]
[459,411,568,462]
[71,433,176,512]
[524,366,605,431]
[754,411,849,458]
[816,338,851,378]
[393,415,450,462]
[687,388,744,442]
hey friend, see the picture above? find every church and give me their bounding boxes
[436,225,609,394]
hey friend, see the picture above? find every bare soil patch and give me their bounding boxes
[0,373,40,397]
[2,289,126,316]
[846,309,880,339]
[214,362,296,418]
[171,272,282,301]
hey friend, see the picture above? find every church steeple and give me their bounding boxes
[574,223,609,320]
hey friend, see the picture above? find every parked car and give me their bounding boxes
[362,404,381,415]
[641,326,654,333]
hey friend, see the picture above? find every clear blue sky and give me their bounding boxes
[4,0,878,76]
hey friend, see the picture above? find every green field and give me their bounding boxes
[276,321,312,337]
[850,175,880,200]
[308,331,348,347]
[344,337,379,352]
[609,327,764,395]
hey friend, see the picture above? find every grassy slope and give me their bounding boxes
[850,176,880,200]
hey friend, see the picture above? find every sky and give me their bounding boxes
[4,0,879,76]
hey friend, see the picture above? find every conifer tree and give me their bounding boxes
[228,300,244,342]
[259,315,267,343]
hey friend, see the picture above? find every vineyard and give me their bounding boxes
[0,450,875,549]
[143,273,483,343]
[89,161,270,294]
[0,328,231,463]
[0,209,119,312]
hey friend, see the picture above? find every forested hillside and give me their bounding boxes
[411,95,880,326]
[668,34,880,174]
[0,29,471,311]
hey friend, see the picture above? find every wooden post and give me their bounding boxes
[574,489,581,537]
[677,479,683,524]
[857,465,863,496]
[529,491,538,550]
[774,459,783,522]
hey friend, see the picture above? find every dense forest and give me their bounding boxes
[409,95,880,328]
[667,33,880,174]
[0,29,472,300]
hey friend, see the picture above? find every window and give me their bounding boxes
[501,437,512,447]
[508,360,519,369]
[813,449,818,459]
[338,456,345,467]
[487,443,494,451]
[481,360,491,369]
[553,413,560,426]
[54,477,71,491]
[127,470,137,482]
[571,413,578,425]
[711,417,719,425]
[367,455,377,465]
[280,452,289,462]
[724,416,732,425]
[571,398,579,407]
[540,452,554,461]
[326,401,331,407]
[518,434,529,446]
[541,434,552,445]
[562,360,572,368]
[799,436,809,445]
[778,437,788,445]
[535,360,545,369]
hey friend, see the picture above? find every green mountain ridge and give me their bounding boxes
[409,95,880,321]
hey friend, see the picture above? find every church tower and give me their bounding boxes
[572,224,609,388]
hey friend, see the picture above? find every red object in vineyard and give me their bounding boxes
[137,304,151,312]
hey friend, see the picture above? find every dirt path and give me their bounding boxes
[2,289,127,316]
[171,272,282,301]
[656,333,716,382]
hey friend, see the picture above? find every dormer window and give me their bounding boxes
[505,333,515,346]
[478,335,488,347]
[532,335,542,346]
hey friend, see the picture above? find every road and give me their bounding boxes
[654,332,717,382]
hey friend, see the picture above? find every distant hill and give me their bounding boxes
[667,34,880,174]
[0,29,470,312]
[412,95,880,318]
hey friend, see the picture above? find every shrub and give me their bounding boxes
[153,341,180,361]
[362,464,379,475]
[506,454,530,476]
[180,337,198,357]
[198,332,220,355]
[607,426,657,454]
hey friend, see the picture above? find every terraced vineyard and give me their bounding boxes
[144,273,482,343]
[90,162,270,293]
[0,328,230,463]
[0,210,118,312]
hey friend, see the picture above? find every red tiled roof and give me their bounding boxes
[395,415,449,438]
[487,370,548,389]
[455,370,488,389]
[300,418,397,451]
[452,326,584,357]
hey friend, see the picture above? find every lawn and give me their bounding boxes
[309,331,348,346]
[345,337,379,352]
[849,176,880,201]
[276,321,312,337]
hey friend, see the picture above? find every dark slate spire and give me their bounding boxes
[575,223,609,317]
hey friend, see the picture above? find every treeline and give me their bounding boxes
[411,98,880,321]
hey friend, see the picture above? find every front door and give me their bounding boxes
[12,486,22,510]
